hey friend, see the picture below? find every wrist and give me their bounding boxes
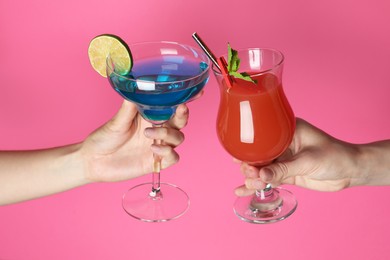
[78,141,107,184]
[353,141,390,187]
[64,143,92,186]
[349,144,371,187]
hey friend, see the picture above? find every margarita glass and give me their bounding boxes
[107,41,210,222]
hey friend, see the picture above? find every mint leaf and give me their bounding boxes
[228,43,239,72]
[227,43,233,71]
[227,43,256,84]
[230,71,254,82]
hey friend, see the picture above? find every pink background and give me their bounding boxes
[1,0,390,259]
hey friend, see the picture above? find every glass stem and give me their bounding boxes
[256,183,273,200]
[150,124,162,198]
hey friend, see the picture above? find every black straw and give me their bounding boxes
[192,32,221,72]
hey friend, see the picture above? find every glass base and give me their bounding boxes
[122,182,190,222]
[233,187,297,224]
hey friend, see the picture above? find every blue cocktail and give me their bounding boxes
[106,41,210,222]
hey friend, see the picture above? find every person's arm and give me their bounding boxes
[0,145,86,205]
[235,118,390,196]
[0,101,188,205]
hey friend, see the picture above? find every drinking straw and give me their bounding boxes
[192,32,233,89]
[192,32,221,72]
[217,56,233,89]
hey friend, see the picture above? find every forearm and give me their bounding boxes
[0,143,89,206]
[353,140,390,187]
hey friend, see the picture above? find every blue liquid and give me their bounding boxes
[108,56,209,122]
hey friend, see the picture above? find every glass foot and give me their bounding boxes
[233,187,297,224]
[122,182,190,222]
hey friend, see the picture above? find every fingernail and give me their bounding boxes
[262,168,274,182]
[234,188,243,197]
[144,128,153,138]
[252,179,264,190]
[245,167,253,174]
[150,145,161,154]
[178,105,188,115]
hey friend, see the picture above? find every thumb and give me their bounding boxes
[259,161,298,186]
[108,100,138,132]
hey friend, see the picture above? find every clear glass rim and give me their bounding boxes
[106,41,210,85]
[212,47,284,77]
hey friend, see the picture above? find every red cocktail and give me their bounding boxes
[214,48,297,223]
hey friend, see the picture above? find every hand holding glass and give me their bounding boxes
[107,41,210,222]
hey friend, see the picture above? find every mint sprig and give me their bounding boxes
[227,43,256,84]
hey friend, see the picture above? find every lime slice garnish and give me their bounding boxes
[88,34,132,77]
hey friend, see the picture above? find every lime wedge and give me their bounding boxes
[88,34,132,77]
